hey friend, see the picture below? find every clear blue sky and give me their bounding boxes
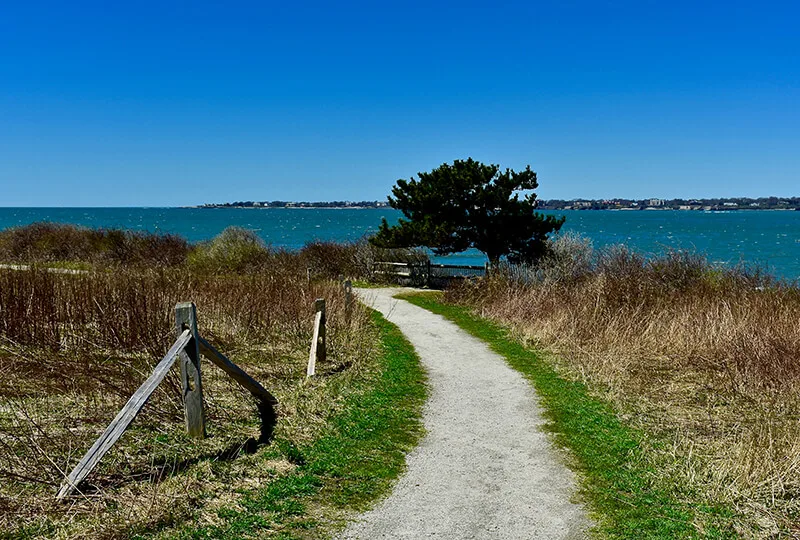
[1,1,798,206]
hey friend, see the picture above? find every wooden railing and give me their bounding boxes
[56,302,277,499]
[372,261,488,285]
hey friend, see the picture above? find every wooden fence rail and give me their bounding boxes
[372,261,488,286]
[56,302,276,500]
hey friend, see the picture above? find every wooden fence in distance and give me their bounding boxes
[372,261,487,286]
[56,302,277,500]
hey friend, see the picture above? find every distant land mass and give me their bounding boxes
[198,197,800,211]
[538,196,800,211]
[197,200,389,209]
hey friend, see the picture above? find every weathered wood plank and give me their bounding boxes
[315,298,326,365]
[198,337,277,406]
[307,299,326,377]
[56,330,192,499]
[175,303,205,438]
[307,311,323,377]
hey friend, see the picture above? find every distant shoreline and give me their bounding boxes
[190,205,383,210]
[195,196,799,211]
[189,205,800,212]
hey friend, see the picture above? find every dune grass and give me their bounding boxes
[0,270,426,538]
[398,291,740,539]
[441,235,800,536]
[0,223,429,538]
[0,222,429,280]
[152,309,427,539]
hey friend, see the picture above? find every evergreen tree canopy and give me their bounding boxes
[372,158,565,264]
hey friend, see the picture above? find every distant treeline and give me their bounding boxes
[201,197,799,211]
[539,196,800,211]
[199,200,389,209]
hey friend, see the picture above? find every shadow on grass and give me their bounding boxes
[75,400,277,495]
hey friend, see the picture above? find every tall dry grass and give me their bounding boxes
[0,228,379,537]
[0,222,429,281]
[447,234,800,536]
[0,222,190,267]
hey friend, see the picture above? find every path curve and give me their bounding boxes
[339,288,591,539]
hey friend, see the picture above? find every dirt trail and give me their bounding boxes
[339,288,591,539]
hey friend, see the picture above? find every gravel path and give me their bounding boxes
[339,288,591,539]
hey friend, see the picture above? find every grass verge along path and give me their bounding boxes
[398,292,737,539]
[159,309,427,539]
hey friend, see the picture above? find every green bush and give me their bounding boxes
[187,227,272,273]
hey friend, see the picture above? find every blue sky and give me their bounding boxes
[1,1,798,206]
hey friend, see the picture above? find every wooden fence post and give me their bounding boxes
[344,279,353,324]
[57,301,280,499]
[306,298,326,377]
[175,302,206,438]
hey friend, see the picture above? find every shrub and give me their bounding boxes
[187,226,272,273]
[0,222,189,266]
[446,246,800,535]
[300,240,361,279]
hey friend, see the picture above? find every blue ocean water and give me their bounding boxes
[0,207,798,280]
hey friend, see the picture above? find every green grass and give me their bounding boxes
[397,291,738,539]
[159,309,427,539]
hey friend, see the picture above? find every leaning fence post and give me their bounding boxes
[175,302,206,438]
[344,279,353,324]
[306,298,326,377]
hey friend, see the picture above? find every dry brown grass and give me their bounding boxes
[0,255,377,537]
[0,222,190,267]
[0,222,429,280]
[447,235,800,536]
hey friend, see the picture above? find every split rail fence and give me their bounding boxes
[57,302,279,499]
[57,280,353,499]
[372,261,487,286]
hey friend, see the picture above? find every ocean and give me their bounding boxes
[0,207,798,280]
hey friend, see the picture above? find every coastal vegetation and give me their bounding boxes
[398,291,735,538]
[0,221,427,277]
[372,158,564,264]
[4,220,800,537]
[434,233,800,536]
[0,223,426,538]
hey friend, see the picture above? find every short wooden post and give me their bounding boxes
[344,279,353,323]
[306,299,326,377]
[175,302,206,438]
[426,260,432,287]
